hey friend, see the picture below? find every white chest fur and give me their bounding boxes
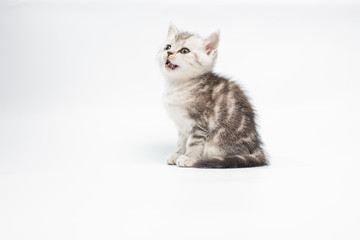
[163,85,195,134]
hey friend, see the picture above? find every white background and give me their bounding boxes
[1,0,359,239]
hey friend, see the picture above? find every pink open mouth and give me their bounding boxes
[165,60,179,70]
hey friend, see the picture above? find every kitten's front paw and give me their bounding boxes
[166,153,180,165]
[176,155,196,167]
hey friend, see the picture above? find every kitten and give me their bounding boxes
[158,24,268,168]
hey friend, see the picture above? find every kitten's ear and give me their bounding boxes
[168,23,179,39]
[205,31,220,56]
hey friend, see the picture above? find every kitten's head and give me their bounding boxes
[158,24,220,80]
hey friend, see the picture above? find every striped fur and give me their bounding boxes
[159,24,268,168]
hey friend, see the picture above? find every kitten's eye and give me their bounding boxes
[164,44,171,50]
[179,48,190,54]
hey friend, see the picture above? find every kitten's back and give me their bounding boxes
[187,73,268,168]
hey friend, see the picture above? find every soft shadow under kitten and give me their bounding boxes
[158,24,268,168]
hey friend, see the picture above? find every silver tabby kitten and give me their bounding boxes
[158,24,268,168]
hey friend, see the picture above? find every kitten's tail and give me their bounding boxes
[193,154,268,168]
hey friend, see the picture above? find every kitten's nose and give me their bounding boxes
[167,51,173,56]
